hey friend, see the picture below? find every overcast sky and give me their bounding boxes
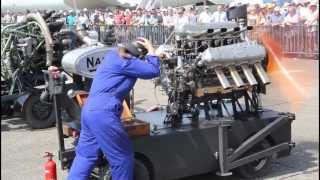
[2,0,65,6]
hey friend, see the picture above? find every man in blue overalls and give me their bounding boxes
[68,38,161,180]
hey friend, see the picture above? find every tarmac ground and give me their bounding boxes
[1,58,319,180]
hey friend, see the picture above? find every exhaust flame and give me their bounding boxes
[260,34,311,111]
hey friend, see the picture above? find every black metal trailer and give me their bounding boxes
[46,71,295,180]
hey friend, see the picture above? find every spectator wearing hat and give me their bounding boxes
[211,4,227,23]
[304,1,318,53]
[247,5,259,26]
[198,6,212,23]
[257,4,268,25]
[265,3,276,24]
[296,1,308,18]
[270,6,284,25]
[304,2,318,26]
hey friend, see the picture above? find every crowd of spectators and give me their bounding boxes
[247,1,318,27]
[1,1,318,57]
[1,1,318,28]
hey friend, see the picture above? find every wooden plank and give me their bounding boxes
[123,119,150,137]
[74,91,133,121]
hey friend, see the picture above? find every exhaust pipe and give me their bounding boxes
[240,64,258,86]
[228,65,245,87]
[220,27,241,36]
[214,67,232,89]
[254,63,271,85]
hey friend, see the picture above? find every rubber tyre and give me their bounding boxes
[134,159,150,180]
[61,95,81,122]
[92,159,151,180]
[235,140,273,179]
[23,94,55,129]
[1,102,13,116]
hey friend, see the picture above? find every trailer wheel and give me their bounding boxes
[1,102,13,116]
[23,94,55,129]
[235,140,273,179]
[134,159,151,180]
[92,159,151,180]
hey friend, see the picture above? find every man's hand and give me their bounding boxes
[48,66,60,79]
[136,37,155,54]
[156,52,168,60]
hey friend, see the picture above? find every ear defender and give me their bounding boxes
[121,39,148,58]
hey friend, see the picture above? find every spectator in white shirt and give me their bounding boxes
[139,11,153,26]
[187,7,198,24]
[280,2,290,16]
[198,6,212,23]
[211,4,228,23]
[283,5,300,25]
[270,7,284,25]
[105,12,115,26]
[78,12,90,29]
[164,7,176,27]
[297,2,309,20]
[162,9,171,26]
[174,7,189,26]
[90,11,97,25]
[132,10,142,26]
[149,9,159,25]
[16,12,26,23]
[247,5,259,26]
[304,2,318,26]
[4,11,12,23]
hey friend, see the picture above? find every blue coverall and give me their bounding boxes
[68,49,160,180]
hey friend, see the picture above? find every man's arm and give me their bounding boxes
[121,38,162,79]
[121,55,160,79]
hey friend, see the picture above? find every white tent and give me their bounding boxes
[1,0,139,11]
[230,0,264,5]
[137,0,234,9]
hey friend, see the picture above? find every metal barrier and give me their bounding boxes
[2,21,318,58]
[96,24,318,58]
[97,25,174,46]
[249,25,319,58]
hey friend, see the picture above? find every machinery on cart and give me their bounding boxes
[1,10,104,128]
[41,5,295,180]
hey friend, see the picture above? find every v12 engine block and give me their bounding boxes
[155,22,270,128]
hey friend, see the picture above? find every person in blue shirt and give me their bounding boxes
[66,11,76,31]
[67,38,161,180]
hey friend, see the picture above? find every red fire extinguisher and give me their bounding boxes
[44,152,57,180]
